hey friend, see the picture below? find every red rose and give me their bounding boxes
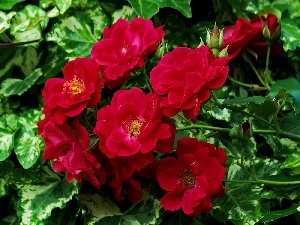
[222,18,262,58]
[263,14,280,39]
[150,46,229,119]
[93,87,176,157]
[40,120,105,188]
[42,58,103,124]
[91,18,164,88]
[157,138,226,215]
[222,14,282,58]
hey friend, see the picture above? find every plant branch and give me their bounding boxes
[224,179,300,186]
[227,76,268,91]
[0,38,42,47]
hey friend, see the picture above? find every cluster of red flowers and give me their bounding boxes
[38,14,281,215]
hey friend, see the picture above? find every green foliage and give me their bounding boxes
[17,180,79,225]
[127,0,192,19]
[0,0,24,10]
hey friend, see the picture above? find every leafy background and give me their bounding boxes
[1,0,300,224]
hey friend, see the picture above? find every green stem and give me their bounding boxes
[264,45,271,86]
[142,68,153,92]
[224,179,300,186]
[176,125,300,141]
[227,76,268,91]
[0,38,42,47]
[245,57,270,90]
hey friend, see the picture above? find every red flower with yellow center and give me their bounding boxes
[157,138,226,215]
[41,58,104,124]
[93,87,176,158]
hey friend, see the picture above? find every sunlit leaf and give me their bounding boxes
[0,0,24,10]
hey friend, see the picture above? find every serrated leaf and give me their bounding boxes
[46,12,97,58]
[281,18,300,51]
[9,4,47,42]
[280,112,300,135]
[0,68,43,96]
[0,0,24,10]
[128,0,191,19]
[18,180,79,225]
[268,78,300,113]
[260,203,300,222]
[112,5,136,23]
[54,0,72,14]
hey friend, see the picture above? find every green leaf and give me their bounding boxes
[17,180,79,225]
[0,11,16,33]
[46,12,98,58]
[0,128,14,161]
[0,0,24,10]
[82,192,161,225]
[54,0,72,14]
[281,18,300,52]
[260,203,300,222]
[224,96,269,105]
[128,0,191,19]
[0,46,41,78]
[9,4,47,42]
[281,112,300,135]
[268,78,300,113]
[14,109,44,169]
[0,68,43,97]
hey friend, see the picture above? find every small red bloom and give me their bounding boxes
[222,14,282,58]
[42,58,103,124]
[150,46,229,119]
[157,138,226,215]
[93,87,176,157]
[40,120,105,188]
[91,18,164,88]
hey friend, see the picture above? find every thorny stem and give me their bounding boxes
[264,45,271,86]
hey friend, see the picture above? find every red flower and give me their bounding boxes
[222,18,262,58]
[263,14,280,39]
[93,87,176,157]
[222,14,282,58]
[150,46,229,119]
[42,58,103,124]
[91,18,164,88]
[157,138,226,215]
[40,120,105,188]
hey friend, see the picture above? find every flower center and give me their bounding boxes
[124,118,144,137]
[179,169,196,189]
[63,76,85,96]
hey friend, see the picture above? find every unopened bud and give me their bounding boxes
[206,24,224,49]
[262,14,281,41]
[155,40,168,59]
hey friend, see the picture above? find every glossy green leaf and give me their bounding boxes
[0,68,43,97]
[9,4,47,42]
[18,180,79,225]
[281,18,300,52]
[46,12,98,58]
[128,0,191,19]
[268,78,300,113]
[0,0,24,10]
[281,112,300,135]
[260,203,300,222]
